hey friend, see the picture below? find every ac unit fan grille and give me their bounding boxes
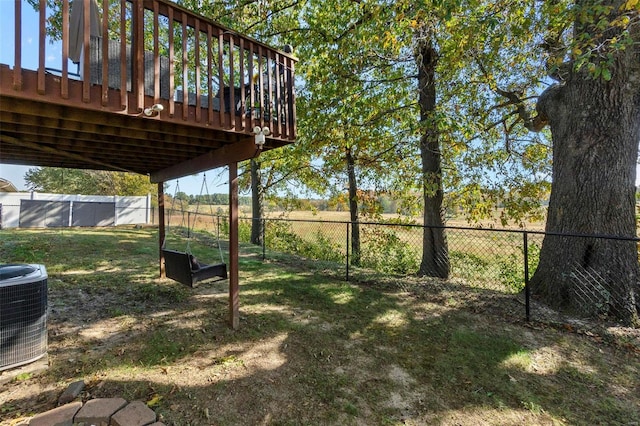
[0,278,48,371]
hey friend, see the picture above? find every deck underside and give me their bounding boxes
[0,67,290,182]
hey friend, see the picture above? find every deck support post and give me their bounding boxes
[158,182,166,278]
[229,162,240,329]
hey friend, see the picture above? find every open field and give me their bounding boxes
[1,227,638,425]
[169,204,547,231]
[270,209,547,231]
[167,207,545,285]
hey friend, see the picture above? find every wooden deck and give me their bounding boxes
[0,0,296,182]
[0,0,297,329]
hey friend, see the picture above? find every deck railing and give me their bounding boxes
[5,0,296,140]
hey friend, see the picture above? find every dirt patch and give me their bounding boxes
[1,254,639,425]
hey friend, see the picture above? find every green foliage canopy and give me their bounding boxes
[24,167,155,196]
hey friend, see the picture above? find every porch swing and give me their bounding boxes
[162,176,227,287]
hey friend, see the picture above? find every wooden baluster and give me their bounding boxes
[228,33,235,130]
[61,0,69,99]
[82,0,91,102]
[13,0,22,90]
[168,7,174,117]
[101,0,109,106]
[239,38,245,131]
[37,0,46,95]
[248,42,255,127]
[274,52,282,138]
[133,0,144,111]
[207,23,213,125]
[181,12,188,120]
[119,0,127,110]
[153,0,160,108]
[290,58,297,139]
[282,55,291,140]
[267,50,274,133]
[217,28,225,127]
[195,19,201,123]
[258,46,264,130]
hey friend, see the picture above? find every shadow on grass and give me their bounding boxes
[1,227,638,425]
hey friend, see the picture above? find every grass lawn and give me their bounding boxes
[0,226,638,425]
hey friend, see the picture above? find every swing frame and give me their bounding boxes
[162,176,228,287]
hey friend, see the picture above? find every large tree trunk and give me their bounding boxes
[346,147,361,266]
[250,158,264,246]
[530,0,640,325]
[416,36,449,279]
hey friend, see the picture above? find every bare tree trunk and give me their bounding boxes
[530,0,639,325]
[346,147,361,266]
[250,158,264,246]
[416,35,449,279]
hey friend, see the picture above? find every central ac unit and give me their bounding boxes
[0,264,48,371]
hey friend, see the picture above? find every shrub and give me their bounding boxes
[360,226,419,274]
[238,219,252,243]
[265,221,343,262]
[449,251,491,281]
[497,243,541,292]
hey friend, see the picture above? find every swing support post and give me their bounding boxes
[158,182,166,278]
[229,162,240,330]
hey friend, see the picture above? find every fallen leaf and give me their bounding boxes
[147,394,163,408]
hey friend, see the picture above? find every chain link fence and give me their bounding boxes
[165,211,639,325]
[6,197,635,325]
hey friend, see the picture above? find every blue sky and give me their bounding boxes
[2,1,639,196]
[0,1,229,195]
[0,163,230,195]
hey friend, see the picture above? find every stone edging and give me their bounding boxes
[17,398,165,426]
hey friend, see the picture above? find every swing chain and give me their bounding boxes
[166,174,225,264]
[163,179,181,249]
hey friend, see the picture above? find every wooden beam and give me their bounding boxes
[0,133,136,173]
[158,182,166,278]
[0,120,207,157]
[0,107,236,149]
[150,138,259,183]
[229,161,239,329]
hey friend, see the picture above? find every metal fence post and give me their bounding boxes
[346,222,350,282]
[524,231,530,322]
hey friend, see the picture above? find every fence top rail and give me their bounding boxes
[171,210,640,242]
[250,217,640,242]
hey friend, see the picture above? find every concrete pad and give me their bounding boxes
[75,398,128,426]
[0,356,49,386]
[28,401,82,426]
[109,400,157,426]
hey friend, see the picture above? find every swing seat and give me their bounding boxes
[162,249,227,287]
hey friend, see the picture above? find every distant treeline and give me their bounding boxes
[174,192,252,206]
[173,192,405,214]
[173,191,554,220]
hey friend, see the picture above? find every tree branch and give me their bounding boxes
[474,58,548,132]
[353,102,418,127]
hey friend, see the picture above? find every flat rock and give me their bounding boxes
[109,400,157,426]
[74,397,128,426]
[58,380,85,405]
[28,401,82,426]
